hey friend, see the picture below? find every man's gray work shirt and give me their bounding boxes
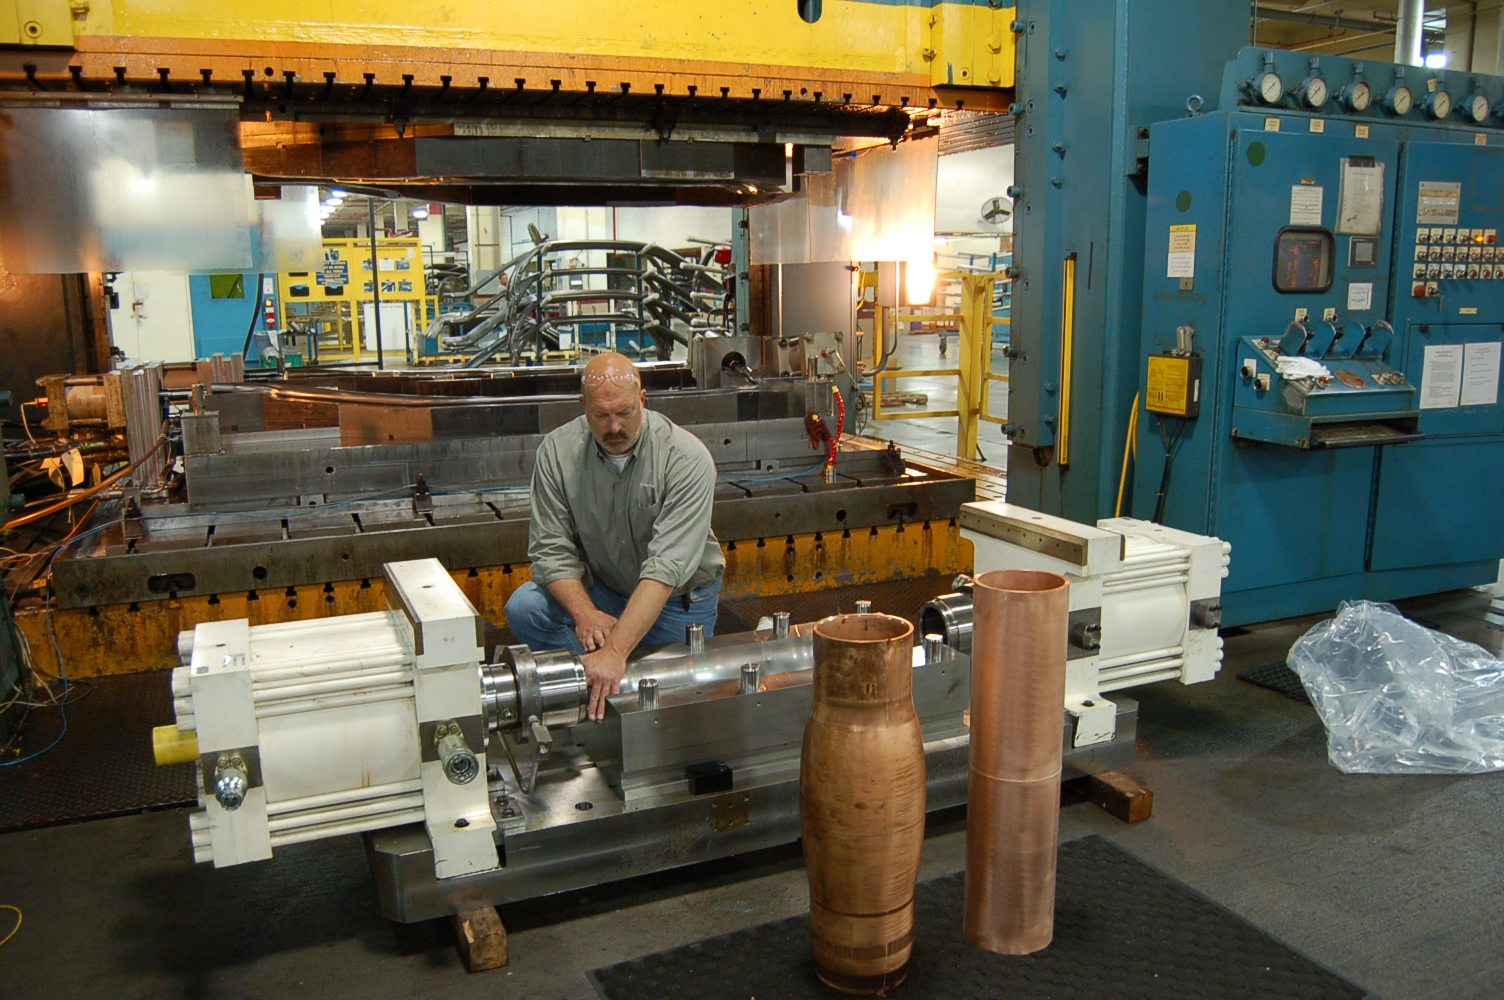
[527,408,725,598]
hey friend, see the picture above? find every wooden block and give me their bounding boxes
[1085,770,1154,824]
[452,906,509,972]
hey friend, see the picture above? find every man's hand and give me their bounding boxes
[573,607,618,652]
[581,646,629,721]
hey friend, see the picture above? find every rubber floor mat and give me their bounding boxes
[1238,661,1313,704]
[593,835,1366,1000]
[0,670,195,832]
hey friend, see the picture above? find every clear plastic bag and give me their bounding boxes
[1286,601,1504,774]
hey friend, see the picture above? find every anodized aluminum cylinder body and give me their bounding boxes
[964,569,1070,955]
[801,613,925,995]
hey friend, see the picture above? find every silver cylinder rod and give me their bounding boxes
[483,633,815,731]
[773,612,791,640]
[740,662,762,694]
[920,588,975,655]
[621,635,811,695]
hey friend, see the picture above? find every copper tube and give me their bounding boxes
[802,613,925,995]
[964,569,1070,955]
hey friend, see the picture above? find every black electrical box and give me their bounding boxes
[685,761,734,795]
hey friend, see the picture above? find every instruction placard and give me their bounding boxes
[1420,344,1463,409]
[1290,185,1324,226]
[316,261,349,287]
[1167,224,1196,278]
[1337,159,1384,235]
[1460,341,1501,407]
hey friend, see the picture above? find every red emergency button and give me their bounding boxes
[1412,282,1428,297]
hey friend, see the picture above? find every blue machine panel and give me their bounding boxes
[1137,97,1504,625]
[1136,79,1504,623]
[1368,140,1504,573]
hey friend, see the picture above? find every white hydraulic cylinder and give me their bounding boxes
[960,501,1230,749]
[170,559,497,878]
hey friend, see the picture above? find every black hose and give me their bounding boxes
[238,274,267,360]
[1151,416,1185,524]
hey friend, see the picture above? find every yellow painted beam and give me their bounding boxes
[91,1,932,76]
[2,2,1014,110]
[2,0,74,46]
[927,1,1014,88]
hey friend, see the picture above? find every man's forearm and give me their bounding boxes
[603,579,675,655]
[544,578,598,620]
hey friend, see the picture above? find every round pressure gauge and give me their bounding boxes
[1342,80,1372,113]
[1463,91,1490,123]
[1255,71,1284,105]
[1385,84,1413,115]
[1425,88,1452,120]
[1301,75,1329,109]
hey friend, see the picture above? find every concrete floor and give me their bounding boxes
[5,335,1502,999]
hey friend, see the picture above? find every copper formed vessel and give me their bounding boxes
[801,613,926,995]
[964,569,1070,955]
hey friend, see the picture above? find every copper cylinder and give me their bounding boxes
[802,613,925,995]
[964,569,1070,955]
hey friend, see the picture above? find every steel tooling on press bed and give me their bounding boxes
[21,370,975,683]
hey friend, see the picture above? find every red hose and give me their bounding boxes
[826,387,845,470]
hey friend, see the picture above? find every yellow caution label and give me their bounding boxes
[1146,354,1193,416]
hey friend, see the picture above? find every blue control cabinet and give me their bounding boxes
[1137,50,1504,624]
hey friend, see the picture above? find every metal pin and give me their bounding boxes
[773,612,791,639]
[855,600,873,614]
[740,662,761,695]
[923,633,946,665]
[687,623,705,654]
[638,677,659,710]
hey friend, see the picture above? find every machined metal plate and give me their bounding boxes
[181,416,831,510]
[960,502,1125,568]
[53,459,971,608]
[602,653,969,782]
[366,736,971,923]
[365,696,1138,922]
